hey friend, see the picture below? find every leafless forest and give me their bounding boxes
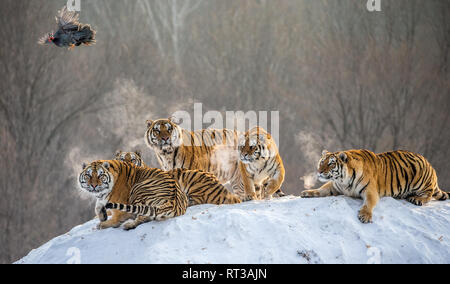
[0,0,449,263]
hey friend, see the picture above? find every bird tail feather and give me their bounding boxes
[77,25,96,45]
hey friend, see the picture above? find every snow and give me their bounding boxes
[15,196,450,264]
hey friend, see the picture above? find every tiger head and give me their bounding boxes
[317,150,349,182]
[238,127,276,164]
[114,150,144,167]
[78,161,114,198]
[145,118,182,154]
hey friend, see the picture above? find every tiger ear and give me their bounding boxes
[82,163,87,170]
[238,134,246,146]
[258,134,266,143]
[135,150,142,157]
[168,116,180,125]
[114,150,122,157]
[322,150,329,156]
[146,120,154,128]
[339,152,348,163]
[102,161,110,169]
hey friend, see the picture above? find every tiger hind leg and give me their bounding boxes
[123,215,152,231]
[406,189,434,206]
[121,204,171,230]
[97,210,133,230]
[432,188,449,201]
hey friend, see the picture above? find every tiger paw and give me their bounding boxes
[97,220,120,230]
[122,220,138,231]
[357,208,373,224]
[300,190,320,198]
[407,197,423,206]
[242,193,258,202]
[263,194,273,200]
[96,222,106,230]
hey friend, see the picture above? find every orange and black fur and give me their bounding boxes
[168,168,241,206]
[238,127,286,199]
[301,149,448,223]
[79,160,188,230]
[114,150,146,167]
[114,150,241,206]
[145,118,257,200]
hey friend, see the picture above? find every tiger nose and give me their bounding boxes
[162,136,170,142]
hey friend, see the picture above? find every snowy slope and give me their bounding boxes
[16,196,450,264]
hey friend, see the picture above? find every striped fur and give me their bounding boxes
[114,150,145,167]
[238,127,286,199]
[115,150,241,206]
[145,118,257,201]
[168,168,241,206]
[301,149,449,223]
[79,160,188,230]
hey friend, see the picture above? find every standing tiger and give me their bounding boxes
[301,149,449,223]
[79,160,188,230]
[238,127,286,199]
[145,117,258,200]
[114,150,241,206]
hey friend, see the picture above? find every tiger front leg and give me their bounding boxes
[358,186,379,224]
[242,179,258,201]
[254,184,264,199]
[239,163,258,201]
[301,182,337,198]
[95,199,108,222]
[97,210,133,230]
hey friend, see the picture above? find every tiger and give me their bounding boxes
[301,149,449,223]
[145,117,258,201]
[79,160,188,230]
[114,150,241,206]
[114,150,145,167]
[238,127,286,199]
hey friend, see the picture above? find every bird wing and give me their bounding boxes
[55,6,80,31]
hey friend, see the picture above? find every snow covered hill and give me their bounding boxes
[16,196,450,264]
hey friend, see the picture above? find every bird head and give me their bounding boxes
[38,32,55,45]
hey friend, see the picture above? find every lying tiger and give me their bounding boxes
[79,160,188,230]
[301,149,449,223]
[114,150,241,206]
[238,127,285,199]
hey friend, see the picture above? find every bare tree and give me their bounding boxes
[1,0,449,263]
[138,0,204,72]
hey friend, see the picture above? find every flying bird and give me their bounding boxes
[38,6,96,49]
